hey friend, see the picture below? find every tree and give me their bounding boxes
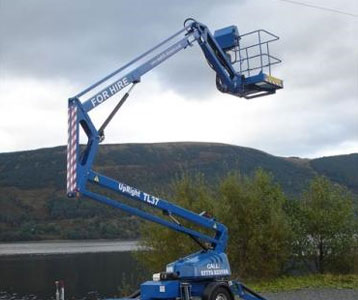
[217,169,291,279]
[297,176,357,273]
[134,170,291,278]
[134,173,214,273]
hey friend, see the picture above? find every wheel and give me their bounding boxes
[203,283,233,300]
[211,287,232,300]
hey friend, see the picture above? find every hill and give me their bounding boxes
[0,142,357,241]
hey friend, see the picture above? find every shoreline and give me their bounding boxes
[0,239,139,256]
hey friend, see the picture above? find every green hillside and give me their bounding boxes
[310,154,358,193]
[0,142,356,241]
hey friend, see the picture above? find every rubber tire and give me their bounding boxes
[211,287,232,300]
[203,283,233,300]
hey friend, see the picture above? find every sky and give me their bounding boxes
[0,0,357,158]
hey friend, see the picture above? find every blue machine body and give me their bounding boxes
[140,280,208,300]
[67,19,281,300]
[166,250,231,279]
[141,281,180,300]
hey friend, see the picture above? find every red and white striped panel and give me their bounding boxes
[67,104,78,195]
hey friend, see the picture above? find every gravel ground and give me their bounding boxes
[261,288,358,300]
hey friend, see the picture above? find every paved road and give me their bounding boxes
[1,289,357,300]
[262,288,358,300]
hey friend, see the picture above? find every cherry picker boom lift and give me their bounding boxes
[66,19,283,300]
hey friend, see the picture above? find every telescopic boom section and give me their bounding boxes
[78,24,197,113]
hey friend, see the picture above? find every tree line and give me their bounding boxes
[135,169,358,279]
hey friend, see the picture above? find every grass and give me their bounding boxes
[247,274,358,293]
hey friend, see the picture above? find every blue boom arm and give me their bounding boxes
[67,19,281,300]
[74,19,282,113]
[78,25,196,112]
[68,95,228,252]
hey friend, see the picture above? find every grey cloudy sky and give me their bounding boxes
[0,0,357,158]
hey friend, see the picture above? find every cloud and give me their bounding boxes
[0,0,357,157]
[0,0,237,92]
